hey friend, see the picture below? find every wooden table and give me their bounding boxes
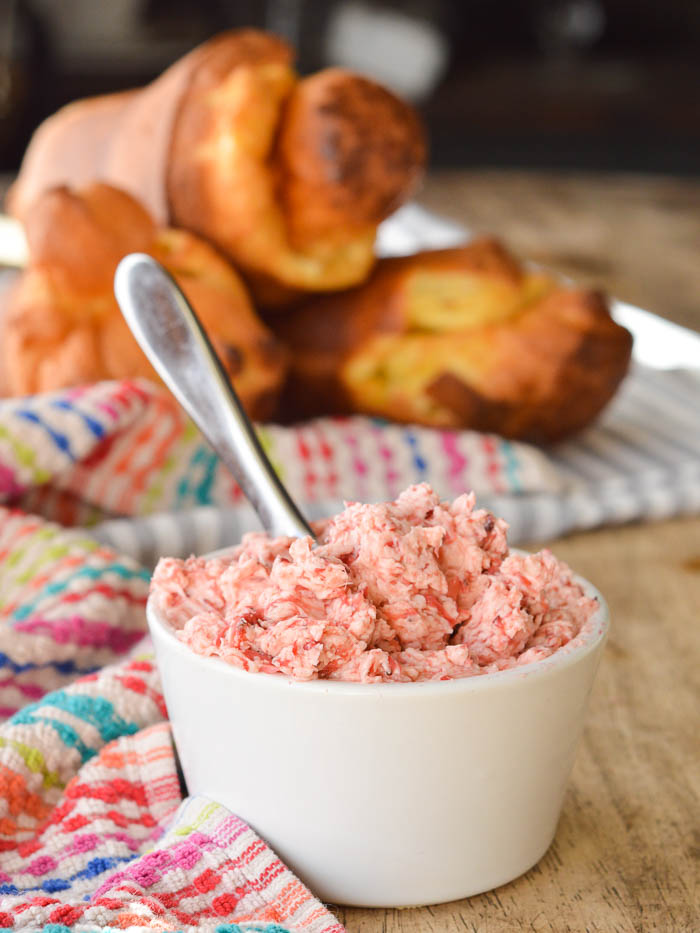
[333,172,700,932]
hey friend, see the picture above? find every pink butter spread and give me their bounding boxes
[152,484,597,683]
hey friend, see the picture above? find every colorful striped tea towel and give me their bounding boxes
[0,506,343,931]
[0,637,343,932]
[0,376,560,537]
[79,363,700,566]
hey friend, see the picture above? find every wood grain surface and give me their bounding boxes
[332,172,700,933]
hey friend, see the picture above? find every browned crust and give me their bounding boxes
[166,34,424,300]
[424,289,633,441]
[275,68,427,248]
[1,183,287,418]
[8,31,292,226]
[165,30,293,232]
[19,183,157,293]
[9,29,425,300]
[6,90,137,221]
[275,240,633,442]
[276,239,526,354]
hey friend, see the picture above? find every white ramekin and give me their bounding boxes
[147,556,608,907]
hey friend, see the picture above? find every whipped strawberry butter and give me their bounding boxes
[152,484,596,682]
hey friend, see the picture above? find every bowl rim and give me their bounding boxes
[147,547,610,698]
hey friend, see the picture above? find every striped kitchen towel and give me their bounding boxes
[0,362,699,565]
[0,505,343,931]
[0,504,343,931]
[0,376,560,527]
[0,633,343,932]
[0,509,150,715]
[80,362,700,565]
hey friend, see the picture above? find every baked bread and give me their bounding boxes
[1,183,287,418]
[8,30,426,305]
[276,240,633,442]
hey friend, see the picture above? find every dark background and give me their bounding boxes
[1,0,699,174]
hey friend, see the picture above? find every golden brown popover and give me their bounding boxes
[1,183,287,418]
[8,30,426,306]
[275,240,633,442]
